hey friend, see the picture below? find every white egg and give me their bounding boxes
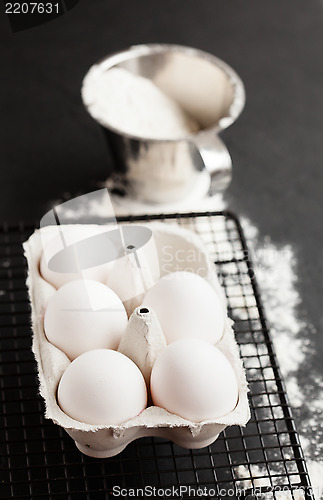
[142,271,224,345]
[44,280,128,360]
[150,338,239,422]
[40,226,112,289]
[57,349,147,425]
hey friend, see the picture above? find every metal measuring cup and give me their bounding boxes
[82,44,245,204]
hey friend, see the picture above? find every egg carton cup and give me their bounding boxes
[23,222,250,458]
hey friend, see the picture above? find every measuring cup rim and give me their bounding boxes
[81,43,246,143]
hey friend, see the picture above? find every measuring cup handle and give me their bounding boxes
[192,132,232,195]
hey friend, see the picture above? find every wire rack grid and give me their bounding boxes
[0,212,314,500]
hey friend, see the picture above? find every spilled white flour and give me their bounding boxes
[234,464,306,500]
[82,67,199,139]
[239,217,323,500]
[50,189,323,499]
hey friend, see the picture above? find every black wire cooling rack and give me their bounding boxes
[0,212,314,500]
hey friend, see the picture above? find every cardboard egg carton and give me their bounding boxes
[23,222,250,458]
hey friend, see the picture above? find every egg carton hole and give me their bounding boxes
[0,212,314,500]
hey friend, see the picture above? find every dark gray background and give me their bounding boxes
[1,0,322,405]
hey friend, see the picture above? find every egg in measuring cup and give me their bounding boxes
[44,279,128,360]
[141,271,225,345]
